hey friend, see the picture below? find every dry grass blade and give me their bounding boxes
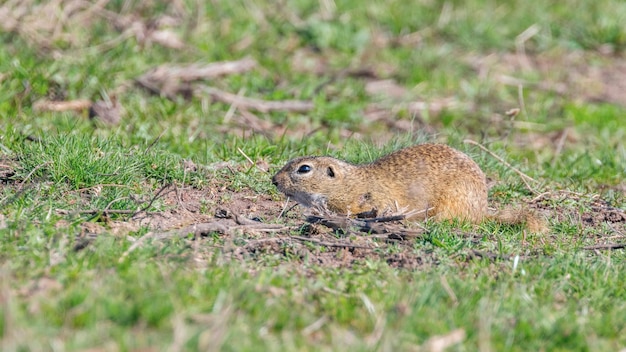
[200,86,314,113]
[423,329,466,352]
[141,58,257,83]
[583,243,626,251]
[135,58,259,99]
[33,99,92,113]
[464,139,539,193]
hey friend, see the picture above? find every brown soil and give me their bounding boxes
[76,177,625,270]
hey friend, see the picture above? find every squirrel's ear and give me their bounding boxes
[326,166,335,178]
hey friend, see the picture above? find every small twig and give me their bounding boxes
[135,58,258,99]
[583,243,626,251]
[529,191,552,203]
[33,99,92,113]
[289,235,372,249]
[364,215,406,222]
[143,58,257,82]
[464,139,539,193]
[200,86,314,113]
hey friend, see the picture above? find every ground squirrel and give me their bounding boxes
[272,144,545,232]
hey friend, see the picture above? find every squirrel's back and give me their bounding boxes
[273,144,488,222]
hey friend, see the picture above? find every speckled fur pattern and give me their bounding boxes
[272,144,489,222]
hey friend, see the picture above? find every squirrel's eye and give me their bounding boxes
[297,165,312,174]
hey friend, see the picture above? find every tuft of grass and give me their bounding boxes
[2,133,208,220]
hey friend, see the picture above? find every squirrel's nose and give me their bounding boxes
[271,176,278,187]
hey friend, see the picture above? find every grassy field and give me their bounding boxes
[1,0,625,351]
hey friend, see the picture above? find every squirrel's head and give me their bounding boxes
[272,156,354,208]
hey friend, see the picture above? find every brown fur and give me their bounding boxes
[272,144,545,232]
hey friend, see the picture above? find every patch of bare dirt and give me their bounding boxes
[58,160,625,269]
[220,219,437,270]
[55,161,437,269]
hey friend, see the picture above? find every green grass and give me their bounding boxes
[1,0,626,351]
